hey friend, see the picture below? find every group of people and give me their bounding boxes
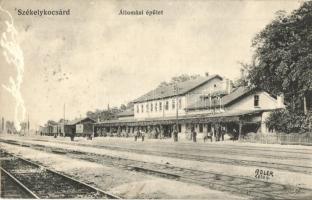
[132,126,207,143]
[134,128,145,142]
[203,126,228,142]
[173,126,198,143]
[130,123,235,142]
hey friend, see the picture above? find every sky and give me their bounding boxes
[0,0,305,129]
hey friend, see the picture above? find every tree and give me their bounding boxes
[266,109,308,133]
[233,62,250,88]
[20,122,27,131]
[86,111,96,119]
[243,2,312,113]
[5,121,16,134]
[120,104,127,110]
[46,120,57,125]
[86,105,127,122]
[58,118,69,124]
[157,74,200,88]
[126,102,134,109]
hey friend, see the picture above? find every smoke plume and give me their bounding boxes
[1,6,26,132]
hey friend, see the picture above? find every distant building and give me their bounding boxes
[40,121,58,136]
[1,117,4,133]
[63,117,96,137]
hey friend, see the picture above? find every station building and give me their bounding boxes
[94,74,285,140]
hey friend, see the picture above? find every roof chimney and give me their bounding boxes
[277,93,285,108]
[240,68,245,78]
[225,79,232,94]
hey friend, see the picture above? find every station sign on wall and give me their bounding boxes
[76,124,84,133]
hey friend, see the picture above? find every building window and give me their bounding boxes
[199,124,203,133]
[136,105,139,113]
[159,102,162,111]
[178,124,181,133]
[146,103,149,112]
[155,102,158,111]
[141,104,144,113]
[207,124,211,132]
[151,103,153,112]
[178,98,182,109]
[172,99,175,109]
[165,101,169,110]
[254,95,259,107]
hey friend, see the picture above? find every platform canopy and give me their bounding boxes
[94,109,269,127]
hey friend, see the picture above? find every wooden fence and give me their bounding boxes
[242,133,312,146]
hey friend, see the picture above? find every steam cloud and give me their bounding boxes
[1,6,26,132]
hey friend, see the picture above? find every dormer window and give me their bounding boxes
[151,103,153,112]
[141,104,144,113]
[254,95,259,107]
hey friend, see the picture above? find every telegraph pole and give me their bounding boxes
[174,84,180,142]
[27,113,30,135]
[175,87,179,131]
[1,117,4,133]
[63,103,66,137]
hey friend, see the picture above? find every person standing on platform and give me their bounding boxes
[192,128,197,142]
[173,126,178,142]
[141,128,145,142]
[134,128,138,141]
[218,126,222,141]
[221,126,225,141]
[209,131,213,142]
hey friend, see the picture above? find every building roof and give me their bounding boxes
[117,107,134,117]
[186,86,254,110]
[67,117,96,125]
[132,74,222,103]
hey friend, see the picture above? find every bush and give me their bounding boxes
[266,110,311,133]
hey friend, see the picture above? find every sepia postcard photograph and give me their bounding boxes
[0,0,312,199]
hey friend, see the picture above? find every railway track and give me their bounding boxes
[4,138,311,175]
[106,141,312,159]
[2,140,312,199]
[0,149,120,199]
[1,167,38,198]
[81,143,312,175]
[121,142,312,159]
